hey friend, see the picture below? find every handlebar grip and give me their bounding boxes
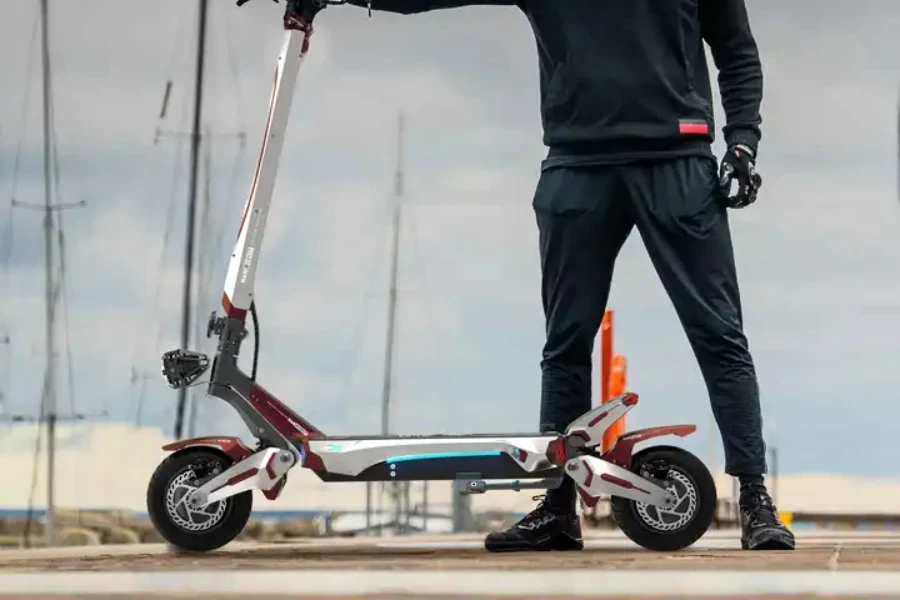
[285,0,328,24]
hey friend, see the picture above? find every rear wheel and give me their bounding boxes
[147,448,252,552]
[611,446,715,551]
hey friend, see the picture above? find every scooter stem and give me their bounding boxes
[221,18,312,321]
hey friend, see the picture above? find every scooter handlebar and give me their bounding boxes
[237,0,353,28]
[236,0,351,8]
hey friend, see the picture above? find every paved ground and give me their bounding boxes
[1,531,900,597]
[2,597,889,600]
[1,530,898,572]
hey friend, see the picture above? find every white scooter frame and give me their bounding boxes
[150,0,714,553]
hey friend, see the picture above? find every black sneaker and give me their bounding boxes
[740,489,795,550]
[484,495,584,552]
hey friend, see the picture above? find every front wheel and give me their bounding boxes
[611,446,716,552]
[147,448,253,552]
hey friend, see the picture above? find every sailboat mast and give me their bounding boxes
[187,127,213,438]
[381,112,403,438]
[175,0,209,439]
[382,112,406,535]
[367,113,405,535]
[38,0,59,547]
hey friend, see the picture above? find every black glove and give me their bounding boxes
[718,143,762,209]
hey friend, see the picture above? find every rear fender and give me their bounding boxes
[601,425,696,468]
[162,436,255,464]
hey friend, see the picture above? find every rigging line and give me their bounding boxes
[0,9,39,430]
[195,6,248,297]
[340,197,392,413]
[150,77,194,430]
[188,135,214,435]
[197,155,216,295]
[48,103,79,419]
[125,84,192,373]
[195,135,213,308]
[203,140,246,295]
[1,206,15,321]
[0,179,13,350]
[162,2,191,90]
[7,7,40,205]
[0,322,9,412]
[128,7,196,377]
[136,0,193,374]
[55,221,78,421]
[387,201,402,438]
[24,296,54,547]
[21,414,45,548]
[58,227,78,419]
[200,8,250,300]
[204,153,235,293]
[406,205,458,407]
[147,140,188,425]
[151,82,194,359]
[220,5,247,131]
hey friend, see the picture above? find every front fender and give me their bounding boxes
[162,436,255,464]
[161,436,289,501]
[602,425,696,468]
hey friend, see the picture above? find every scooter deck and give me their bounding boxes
[303,433,560,482]
[314,432,551,440]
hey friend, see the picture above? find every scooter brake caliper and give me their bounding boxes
[185,460,224,508]
[187,460,221,485]
[640,460,680,509]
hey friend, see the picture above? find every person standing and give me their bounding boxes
[347,0,795,552]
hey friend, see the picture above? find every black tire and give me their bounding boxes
[611,445,716,552]
[147,448,253,552]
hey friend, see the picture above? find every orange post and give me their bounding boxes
[599,311,613,406]
[603,354,627,452]
[598,310,627,453]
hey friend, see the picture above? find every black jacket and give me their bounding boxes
[346,0,763,167]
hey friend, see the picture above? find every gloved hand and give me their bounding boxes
[718,143,762,209]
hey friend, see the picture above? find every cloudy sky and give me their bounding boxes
[1,0,899,478]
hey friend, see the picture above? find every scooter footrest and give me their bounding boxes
[161,349,210,389]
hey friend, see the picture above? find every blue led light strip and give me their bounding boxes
[385,451,502,464]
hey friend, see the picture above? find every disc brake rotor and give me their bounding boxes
[634,468,698,533]
[164,468,228,533]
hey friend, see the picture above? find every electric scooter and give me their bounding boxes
[146,0,717,553]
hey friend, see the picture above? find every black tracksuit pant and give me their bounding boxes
[536,156,764,510]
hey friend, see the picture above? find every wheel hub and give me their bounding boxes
[634,468,698,533]
[165,469,228,533]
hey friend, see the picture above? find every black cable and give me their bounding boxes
[250,301,260,381]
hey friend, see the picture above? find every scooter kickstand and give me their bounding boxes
[187,447,296,508]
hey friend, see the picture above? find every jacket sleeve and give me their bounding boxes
[699,0,763,152]
[345,0,517,15]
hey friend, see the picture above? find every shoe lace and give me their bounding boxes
[743,493,782,528]
[514,495,553,527]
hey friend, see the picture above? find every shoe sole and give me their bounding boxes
[485,536,584,553]
[485,544,585,553]
[741,535,796,551]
